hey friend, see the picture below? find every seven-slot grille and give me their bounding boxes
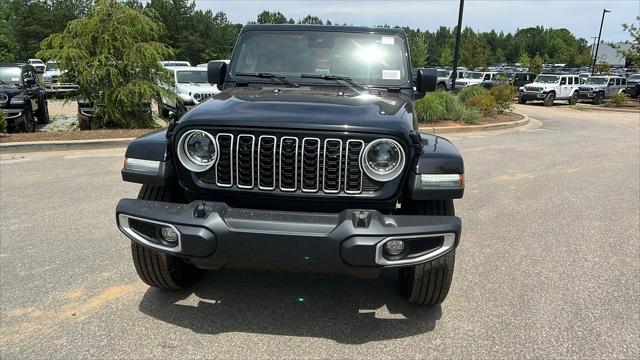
[194,132,374,195]
[524,86,543,92]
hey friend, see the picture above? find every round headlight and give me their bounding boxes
[361,138,405,182]
[177,130,217,172]
[193,93,202,101]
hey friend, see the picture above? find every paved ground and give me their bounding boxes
[1,104,638,359]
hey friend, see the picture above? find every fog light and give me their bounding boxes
[384,240,405,256]
[160,226,179,243]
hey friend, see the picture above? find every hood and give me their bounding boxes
[178,86,414,137]
[0,87,21,95]
[176,83,220,95]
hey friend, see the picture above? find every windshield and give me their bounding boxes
[466,72,484,79]
[0,67,22,85]
[30,60,43,64]
[437,70,450,78]
[176,70,208,83]
[232,30,409,87]
[535,75,559,84]
[585,77,608,85]
[629,74,640,81]
[46,62,59,71]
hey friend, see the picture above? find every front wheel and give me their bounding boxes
[543,93,555,107]
[569,92,578,105]
[399,251,456,306]
[593,92,604,105]
[518,95,527,104]
[130,185,201,290]
[21,107,36,132]
[398,199,457,306]
[36,94,50,124]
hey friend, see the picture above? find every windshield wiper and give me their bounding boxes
[300,74,367,90]
[235,72,299,88]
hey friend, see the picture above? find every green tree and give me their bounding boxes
[613,16,640,67]
[38,0,174,128]
[256,10,294,24]
[518,53,530,67]
[408,31,428,67]
[298,15,323,25]
[460,29,488,69]
[530,54,543,74]
[438,47,453,67]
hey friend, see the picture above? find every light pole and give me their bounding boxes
[451,0,464,92]
[590,36,598,67]
[591,9,611,74]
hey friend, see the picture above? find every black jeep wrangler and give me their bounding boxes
[116,25,465,306]
[0,63,50,132]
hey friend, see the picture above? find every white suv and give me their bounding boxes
[455,71,498,89]
[518,74,581,106]
[159,66,220,117]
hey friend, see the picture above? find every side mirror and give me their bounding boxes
[207,61,227,85]
[416,68,437,93]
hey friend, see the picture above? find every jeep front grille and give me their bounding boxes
[525,86,543,92]
[194,132,381,195]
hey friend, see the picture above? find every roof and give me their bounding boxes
[240,24,406,37]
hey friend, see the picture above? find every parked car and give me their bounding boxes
[625,74,640,99]
[436,69,452,91]
[43,61,79,94]
[26,58,45,73]
[481,72,510,89]
[455,71,497,89]
[160,61,191,68]
[578,76,627,104]
[518,73,581,106]
[0,63,49,132]
[510,72,537,88]
[158,66,221,117]
[578,72,591,84]
[116,24,465,306]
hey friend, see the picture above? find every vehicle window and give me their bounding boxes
[585,77,608,85]
[46,62,59,71]
[175,70,208,83]
[437,70,450,78]
[484,74,491,80]
[560,77,567,85]
[568,77,573,85]
[608,79,615,86]
[466,72,484,79]
[232,30,409,86]
[621,78,626,85]
[536,75,560,83]
[0,67,22,85]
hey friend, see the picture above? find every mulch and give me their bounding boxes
[0,129,158,143]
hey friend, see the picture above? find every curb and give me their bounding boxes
[419,112,530,134]
[0,138,134,153]
[572,105,640,114]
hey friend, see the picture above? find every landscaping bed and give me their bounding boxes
[430,111,523,127]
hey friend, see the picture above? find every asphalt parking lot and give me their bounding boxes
[0,104,638,359]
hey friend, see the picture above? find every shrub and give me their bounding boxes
[415,94,446,123]
[466,92,497,116]
[610,92,627,107]
[489,84,517,113]
[0,111,5,133]
[458,85,486,104]
[461,107,482,124]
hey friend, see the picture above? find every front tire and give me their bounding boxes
[593,92,604,105]
[398,199,457,306]
[518,95,527,104]
[569,92,578,105]
[36,94,50,124]
[543,92,555,107]
[130,185,200,290]
[21,107,36,133]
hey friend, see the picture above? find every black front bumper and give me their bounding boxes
[116,199,461,272]
[520,92,547,101]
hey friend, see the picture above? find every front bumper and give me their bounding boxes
[578,92,597,99]
[116,199,461,272]
[44,82,79,93]
[520,92,547,100]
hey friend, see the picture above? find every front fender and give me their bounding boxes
[122,129,177,186]
[406,133,464,200]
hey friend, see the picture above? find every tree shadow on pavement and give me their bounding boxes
[138,269,442,344]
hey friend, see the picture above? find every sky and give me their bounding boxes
[193,0,640,42]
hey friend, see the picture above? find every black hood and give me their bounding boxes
[178,87,416,138]
[0,87,21,96]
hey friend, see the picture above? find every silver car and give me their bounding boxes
[578,76,627,104]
